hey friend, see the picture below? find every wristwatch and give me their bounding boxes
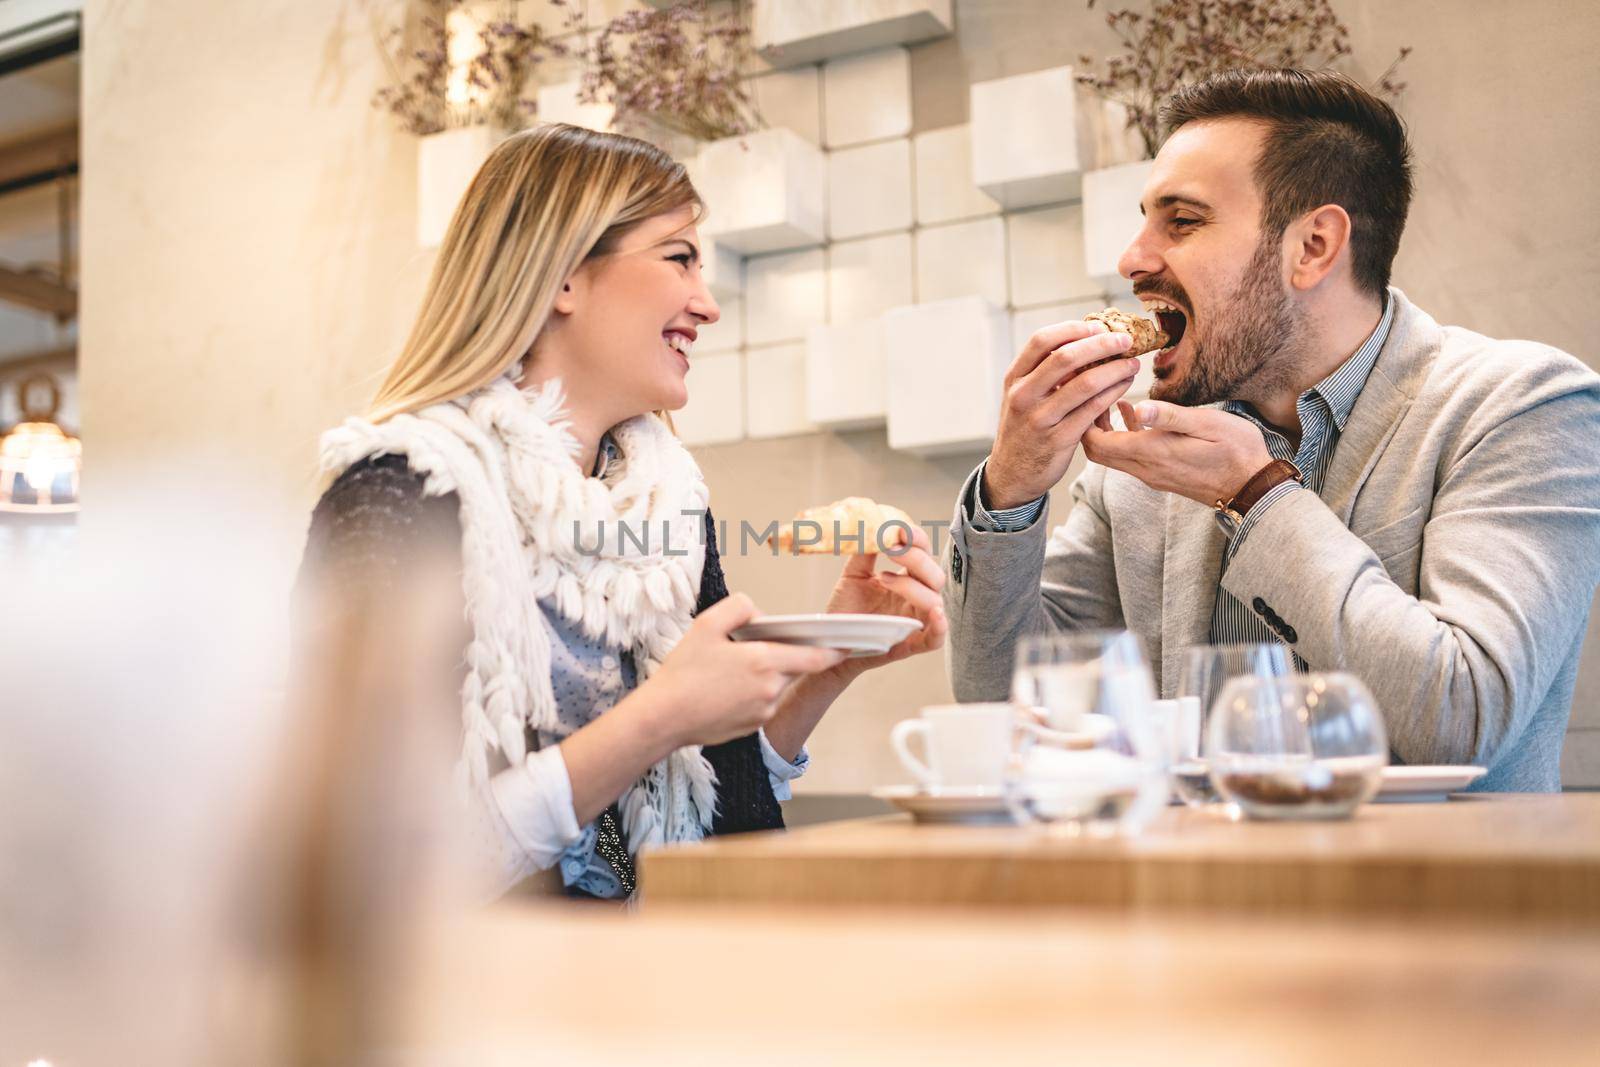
[1213,459,1301,538]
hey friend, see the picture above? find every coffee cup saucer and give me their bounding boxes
[872,784,1014,825]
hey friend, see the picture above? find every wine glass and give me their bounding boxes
[1207,672,1388,820]
[1172,643,1294,809]
[1007,630,1167,836]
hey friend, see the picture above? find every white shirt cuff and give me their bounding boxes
[758,728,809,802]
[487,744,583,869]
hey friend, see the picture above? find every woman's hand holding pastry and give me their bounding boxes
[821,523,948,677]
[645,592,845,747]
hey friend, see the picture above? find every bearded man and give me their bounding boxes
[942,68,1600,791]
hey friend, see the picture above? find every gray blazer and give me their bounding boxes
[942,289,1600,792]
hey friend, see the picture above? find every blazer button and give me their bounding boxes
[1252,596,1268,614]
[1283,625,1299,644]
[951,551,964,584]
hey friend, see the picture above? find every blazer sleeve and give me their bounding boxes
[943,461,1126,702]
[1219,370,1600,772]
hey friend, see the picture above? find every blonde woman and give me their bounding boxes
[298,125,947,900]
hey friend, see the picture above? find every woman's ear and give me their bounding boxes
[551,267,586,316]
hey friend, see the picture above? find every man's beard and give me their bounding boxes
[1151,238,1302,407]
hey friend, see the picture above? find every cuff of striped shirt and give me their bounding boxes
[1227,480,1305,557]
[758,728,809,802]
[966,459,1048,533]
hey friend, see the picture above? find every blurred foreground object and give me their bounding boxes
[0,475,472,1064]
[273,501,478,1063]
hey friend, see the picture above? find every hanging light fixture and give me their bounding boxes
[1,136,79,515]
[0,373,80,514]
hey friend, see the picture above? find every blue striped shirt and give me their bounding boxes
[972,295,1395,661]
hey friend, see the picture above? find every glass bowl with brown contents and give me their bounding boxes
[1206,672,1388,820]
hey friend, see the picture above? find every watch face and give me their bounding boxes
[1213,507,1242,538]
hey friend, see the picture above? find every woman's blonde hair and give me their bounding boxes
[368,124,702,423]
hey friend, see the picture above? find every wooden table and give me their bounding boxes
[400,904,1600,1066]
[641,793,1600,923]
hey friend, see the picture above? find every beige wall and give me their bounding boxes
[81,1,430,575]
[80,0,1600,792]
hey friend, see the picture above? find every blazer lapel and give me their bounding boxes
[1159,493,1226,695]
[1321,291,1431,524]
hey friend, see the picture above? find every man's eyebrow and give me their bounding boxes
[1140,194,1214,217]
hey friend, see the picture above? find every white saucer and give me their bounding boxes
[871,785,1014,825]
[1374,765,1487,802]
[731,613,922,657]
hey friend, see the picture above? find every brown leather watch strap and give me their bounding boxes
[1223,459,1302,517]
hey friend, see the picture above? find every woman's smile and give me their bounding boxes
[664,327,695,373]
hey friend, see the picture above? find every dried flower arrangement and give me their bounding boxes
[559,0,760,144]
[371,0,555,135]
[1076,0,1412,159]
[371,0,758,145]
[366,0,553,135]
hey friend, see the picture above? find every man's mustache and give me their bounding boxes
[1132,279,1192,312]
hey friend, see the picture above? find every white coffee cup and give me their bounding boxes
[890,703,1014,791]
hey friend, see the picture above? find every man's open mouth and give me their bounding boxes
[1140,298,1188,351]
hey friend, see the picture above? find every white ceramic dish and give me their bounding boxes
[731,613,922,657]
[1374,765,1487,802]
[871,785,1014,825]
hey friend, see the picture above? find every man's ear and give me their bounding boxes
[1287,204,1352,292]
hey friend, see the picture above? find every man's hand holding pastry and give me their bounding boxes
[982,321,1144,510]
[1082,400,1274,507]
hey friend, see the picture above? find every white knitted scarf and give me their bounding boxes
[319,375,717,854]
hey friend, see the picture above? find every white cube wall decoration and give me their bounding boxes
[750,66,823,144]
[885,297,1010,455]
[744,248,827,347]
[970,67,1091,209]
[700,241,743,300]
[746,343,817,438]
[829,233,913,325]
[677,352,745,446]
[828,139,913,240]
[537,80,615,131]
[1007,204,1100,308]
[417,125,496,248]
[695,128,826,255]
[823,47,912,148]
[1082,159,1155,294]
[753,0,953,67]
[697,293,744,354]
[807,319,888,429]
[915,217,1007,306]
[914,124,1000,226]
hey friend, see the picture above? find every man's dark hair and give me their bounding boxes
[1161,68,1413,296]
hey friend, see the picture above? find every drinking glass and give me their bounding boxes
[1172,643,1294,808]
[1007,630,1167,835]
[1207,672,1388,820]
